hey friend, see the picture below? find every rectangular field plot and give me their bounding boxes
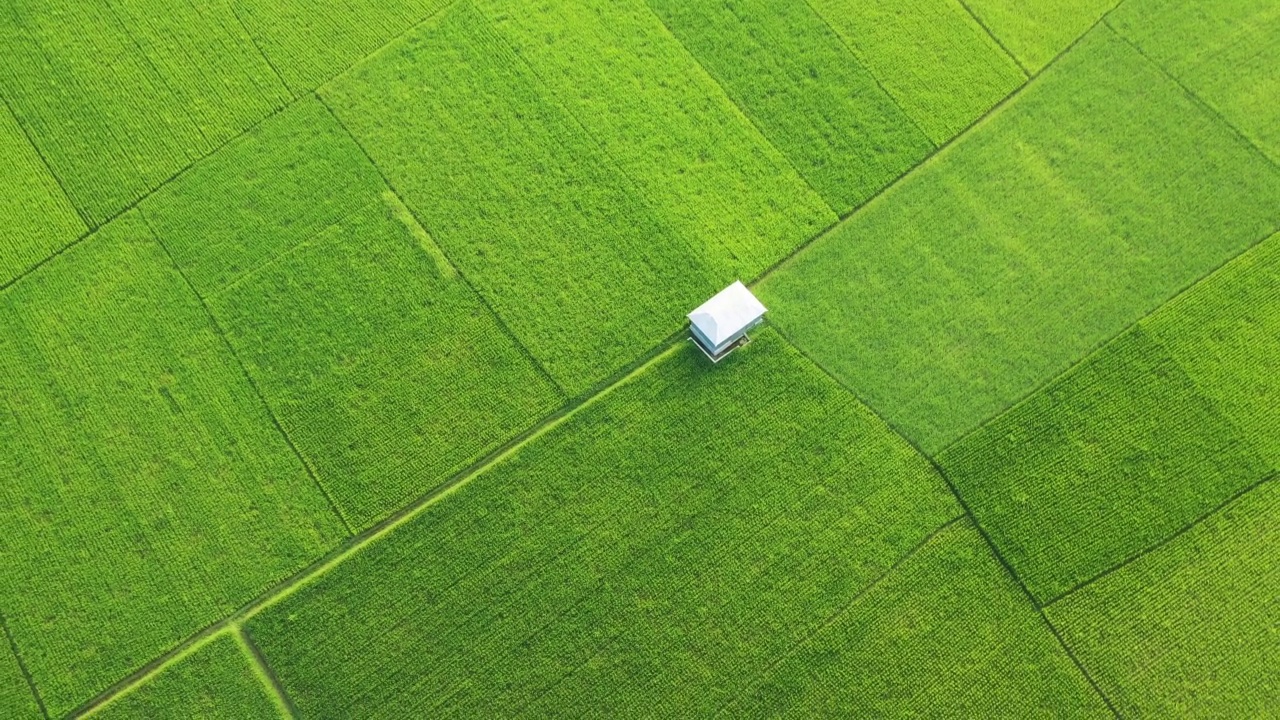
[321,2,720,395]
[0,0,291,225]
[964,0,1117,72]
[805,0,1026,144]
[1046,477,1280,717]
[646,0,933,215]
[0,213,347,716]
[729,521,1109,718]
[1110,0,1280,164]
[232,0,451,92]
[1143,232,1280,467]
[92,632,284,720]
[210,196,561,531]
[0,101,85,286]
[472,0,836,277]
[140,97,384,297]
[245,330,961,717]
[758,26,1280,451]
[939,328,1270,603]
[0,638,40,720]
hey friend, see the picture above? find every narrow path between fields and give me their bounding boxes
[65,0,1277,715]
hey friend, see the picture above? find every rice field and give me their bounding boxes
[1,0,1276,716]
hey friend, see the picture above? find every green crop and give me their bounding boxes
[0,213,346,715]
[211,197,561,530]
[245,330,959,717]
[0,0,291,224]
[758,26,1280,451]
[732,521,1109,717]
[940,327,1269,603]
[232,0,451,93]
[1144,232,1280,466]
[140,98,384,297]
[472,0,836,278]
[93,632,284,720]
[646,0,933,215]
[806,0,1026,143]
[321,3,724,395]
[0,639,40,720]
[1047,477,1280,717]
[0,102,84,285]
[1111,0,1280,164]
[963,0,1116,72]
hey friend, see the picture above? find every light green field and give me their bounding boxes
[964,0,1117,71]
[2,0,1277,715]
[758,25,1280,451]
[321,2,720,395]
[246,330,960,717]
[939,327,1270,603]
[1110,0,1280,164]
[731,521,1109,718]
[232,0,451,93]
[0,101,84,286]
[806,0,1027,143]
[139,98,384,297]
[0,213,346,715]
[211,197,560,530]
[1144,233,1280,468]
[473,0,837,277]
[91,633,283,720]
[1047,477,1280,717]
[0,0,291,224]
[646,0,933,214]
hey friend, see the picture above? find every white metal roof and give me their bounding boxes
[687,281,767,346]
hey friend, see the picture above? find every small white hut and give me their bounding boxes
[688,280,767,363]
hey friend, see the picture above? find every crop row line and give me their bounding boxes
[311,93,569,402]
[954,0,1033,77]
[144,212,358,539]
[765,324,1122,718]
[798,0,935,146]
[642,2,835,216]
[1105,19,1280,174]
[2,611,49,720]
[714,514,967,717]
[1046,472,1278,608]
[67,338,684,718]
[0,92,90,232]
[935,216,1280,461]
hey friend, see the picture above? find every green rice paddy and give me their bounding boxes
[1,0,1275,716]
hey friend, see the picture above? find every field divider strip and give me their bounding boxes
[954,0,1032,77]
[0,93,91,231]
[767,325,1121,717]
[75,631,226,719]
[233,625,297,720]
[142,212,357,538]
[70,334,684,718]
[1,611,49,720]
[714,515,966,717]
[1105,19,1280,173]
[750,0,1133,289]
[311,93,569,401]
[934,217,1280,458]
[799,0,936,146]
[229,3,296,103]
[641,0,838,217]
[1045,472,1278,608]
